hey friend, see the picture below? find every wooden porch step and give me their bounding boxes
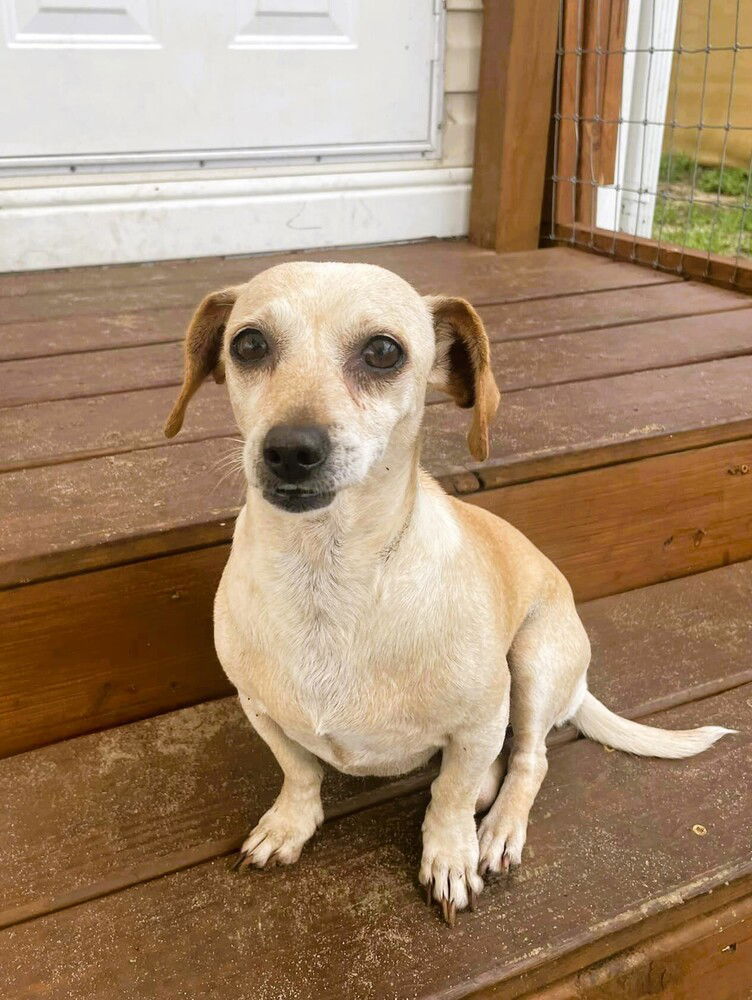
[2,562,750,997]
[2,240,751,758]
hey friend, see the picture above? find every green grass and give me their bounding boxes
[652,152,751,257]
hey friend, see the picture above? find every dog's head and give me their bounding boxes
[165,262,499,514]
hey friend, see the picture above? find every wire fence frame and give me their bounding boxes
[548,0,752,291]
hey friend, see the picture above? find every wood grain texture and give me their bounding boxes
[7,301,752,409]
[468,436,752,601]
[553,1,628,231]
[2,560,751,922]
[0,277,746,364]
[0,244,674,324]
[0,545,232,757]
[0,240,623,300]
[550,224,752,293]
[598,0,627,189]
[552,0,581,230]
[529,894,752,1000]
[469,0,559,250]
[573,0,628,228]
[4,355,752,585]
[1,687,748,999]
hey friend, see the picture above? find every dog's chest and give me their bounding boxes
[217,542,477,774]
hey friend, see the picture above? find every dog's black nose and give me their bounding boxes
[262,424,330,483]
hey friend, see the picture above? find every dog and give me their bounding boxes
[164,261,732,925]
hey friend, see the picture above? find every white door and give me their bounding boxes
[0,1,472,271]
[1,0,442,169]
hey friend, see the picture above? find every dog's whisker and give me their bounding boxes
[211,464,246,495]
[209,446,246,476]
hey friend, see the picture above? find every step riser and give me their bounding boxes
[2,437,752,759]
[526,894,752,1000]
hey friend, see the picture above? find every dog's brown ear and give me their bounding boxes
[164,286,240,438]
[427,296,500,461]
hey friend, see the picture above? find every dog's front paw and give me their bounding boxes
[419,807,484,925]
[235,794,323,870]
[477,810,527,874]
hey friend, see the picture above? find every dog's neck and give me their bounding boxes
[240,443,421,573]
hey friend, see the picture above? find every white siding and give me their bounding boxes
[442,6,482,166]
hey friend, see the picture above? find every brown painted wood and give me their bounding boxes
[553,0,581,230]
[550,224,752,294]
[573,0,628,230]
[8,301,752,410]
[1,278,747,365]
[597,1,627,190]
[0,238,495,299]
[0,244,677,325]
[501,880,752,1000]
[2,560,751,919]
[0,247,310,299]
[0,545,232,757]
[0,341,183,406]
[0,306,192,362]
[1,687,748,999]
[468,0,559,251]
[473,354,752,489]
[528,894,752,1000]
[3,355,752,585]
[486,308,752,395]
[475,280,752,344]
[573,0,603,231]
[469,436,752,601]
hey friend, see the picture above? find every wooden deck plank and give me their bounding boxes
[0,246,677,324]
[0,239,678,301]
[529,895,752,1000]
[468,436,752,601]
[2,561,750,928]
[2,355,751,585]
[5,306,752,409]
[4,350,749,483]
[0,546,232,757]
[2,279,744,364]
[2,686,748,999]
[0,239,474,297]
[475,279,752,345]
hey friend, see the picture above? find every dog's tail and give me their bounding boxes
[572,691,735,759]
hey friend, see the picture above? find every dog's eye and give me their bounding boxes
[231,328,268,363]
[362,335,403,371]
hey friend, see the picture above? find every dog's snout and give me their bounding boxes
[263,424,330,483]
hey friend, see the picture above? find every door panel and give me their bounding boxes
[0,0,443,168]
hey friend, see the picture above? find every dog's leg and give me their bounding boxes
[420,705,508,924]
[478,597,590,874]
[235,695,324,870]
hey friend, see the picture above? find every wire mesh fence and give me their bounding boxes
[548,0,752,289]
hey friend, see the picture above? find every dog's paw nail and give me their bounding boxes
[469,889,478,912]
[231,851,247,872]
[447,900,457,927]
[479,859,489,877]
[425,880,433,906]
[441,897,449,923]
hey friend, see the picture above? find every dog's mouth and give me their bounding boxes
[263,484,336,513]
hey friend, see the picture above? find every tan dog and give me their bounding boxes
[165,261,732,924]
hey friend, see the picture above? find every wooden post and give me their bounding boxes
[468,0,560,252]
